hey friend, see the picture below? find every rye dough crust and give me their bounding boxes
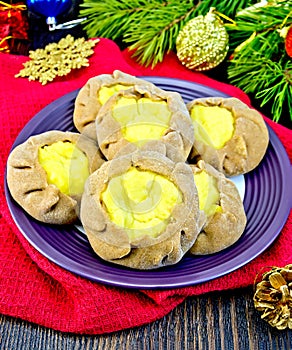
[187,97,269,176]
[7,130,104,224]
[73,70,162,140]
[80,150,201,269]
[96,86,194,161]
[189,160,247,255]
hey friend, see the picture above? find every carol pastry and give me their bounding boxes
[187,97,269,176]
[96,86,194,161]
[7,130,104,224]
[73,70,160,140]
[189,160,247,255]
[80,150,201,269]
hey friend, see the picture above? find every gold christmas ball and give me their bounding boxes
[176,9,229,71]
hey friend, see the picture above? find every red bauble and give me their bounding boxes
[285,25,292,58]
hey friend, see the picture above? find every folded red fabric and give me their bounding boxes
[0,38,291,334]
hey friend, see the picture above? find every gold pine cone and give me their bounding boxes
[176,8,229,71]
[253,264,292,330]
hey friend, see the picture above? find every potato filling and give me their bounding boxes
[101,167,182,240]
[98,84,131,105]
[190,105,234,149]
[112,96,171,145]
[194,170,222,217]
[38,141,90,195]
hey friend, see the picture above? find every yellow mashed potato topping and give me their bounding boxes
[98,84,131,105]
[194,170,222,217]
[38,141,90,196]
[191,105,234,149]
[112,96,171,145]
[101,167,182,240]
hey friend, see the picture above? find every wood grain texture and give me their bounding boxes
[0,287,291,350]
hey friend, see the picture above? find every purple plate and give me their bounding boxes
[5,77,292,289]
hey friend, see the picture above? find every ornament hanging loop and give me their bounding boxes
[211,7,236,26]
[26,0,73,31]
[47,16,57,31]
[46,16,86,31]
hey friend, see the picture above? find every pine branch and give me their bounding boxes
[79,0,255,67]
[123,2,197,67]
[226,0,292,123]
[80,0,163,40]
[196,0,255,18]
[226,0,292,50]
[227,31,292,123]
[256,60,292,122]
[123,0,255,67]
[79,0,292,123]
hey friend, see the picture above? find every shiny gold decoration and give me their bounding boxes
[253,265,292,330]
[15,35,99,85]
[176,8,229,71]
[0,1,27,11]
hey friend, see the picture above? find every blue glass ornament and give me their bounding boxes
[26,0,73,30]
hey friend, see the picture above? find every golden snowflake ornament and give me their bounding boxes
[15,35,99,85]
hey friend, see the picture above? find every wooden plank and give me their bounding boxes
[0,288,291,350]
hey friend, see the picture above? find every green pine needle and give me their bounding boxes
[228,36,292,122]
[80,0,161,40]
[80,0,254,67]
[123,3,197,67]
[79,0,292,124]
[227,0,292,123]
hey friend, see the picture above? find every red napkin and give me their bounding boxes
[0,38,291,334]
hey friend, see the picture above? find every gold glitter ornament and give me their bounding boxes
[176,8,229,71]
[15,35,99,85]
[254,265,292,330]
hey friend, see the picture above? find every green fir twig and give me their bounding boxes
[123,3,197,67]
[79,0,292,124]
[79,0,254,67]
[227,0,292,123]
[80,0,162,40]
